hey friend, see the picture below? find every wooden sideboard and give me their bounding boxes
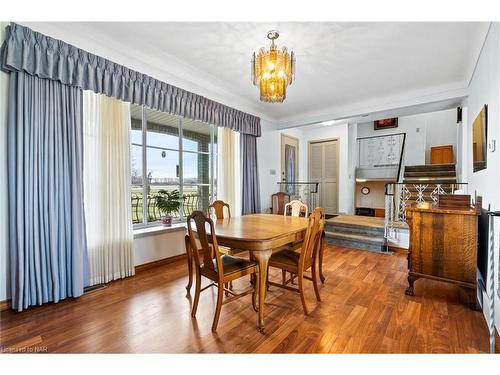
[405,202,479,308]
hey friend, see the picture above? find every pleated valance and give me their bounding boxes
[0,23,261,137]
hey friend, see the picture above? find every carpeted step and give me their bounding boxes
[404,170,456,178]
[325,221,384,236]
[404,164,455,172]
[325,231,385,253]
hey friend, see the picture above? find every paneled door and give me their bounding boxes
[309,140,339,214]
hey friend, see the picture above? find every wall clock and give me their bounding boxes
[361,187,370,195]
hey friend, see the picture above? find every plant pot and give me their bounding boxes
[162,215,173,226]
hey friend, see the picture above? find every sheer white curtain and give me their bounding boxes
[83,91,135,286]
[217,127,241,216]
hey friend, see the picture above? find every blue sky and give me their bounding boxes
[131,130,209,181]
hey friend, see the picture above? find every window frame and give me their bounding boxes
[131,105,217,228]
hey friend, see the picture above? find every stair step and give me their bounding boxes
[404,170,456,177]
[403,179,458,185]
[325,231,385,252]
[404,164,455,172]
[325,231,384,243]
[325,222,384,236]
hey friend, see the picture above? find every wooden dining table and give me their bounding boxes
[186,213,310,332]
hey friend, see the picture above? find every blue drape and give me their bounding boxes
[8,71,89,311]
[241,134,261,215]
[1,23,261,137]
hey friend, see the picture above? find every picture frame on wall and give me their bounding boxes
[472,104,488,172]
[374,118,398,130]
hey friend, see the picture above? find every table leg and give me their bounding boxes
[184,235,193,292]
[252,249,272,332]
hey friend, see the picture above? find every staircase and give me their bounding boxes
[325,215,386,253]
[401,164,458,205]
[403,164,457,184]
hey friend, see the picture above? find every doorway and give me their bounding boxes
[308,139,339,214]
[281,134,299,194]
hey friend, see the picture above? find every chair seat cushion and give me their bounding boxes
[269,249,301,268]
[212,254,257,275]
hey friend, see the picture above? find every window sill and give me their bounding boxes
[133,223,187,239]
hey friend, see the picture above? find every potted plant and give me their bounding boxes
[155,189,181,226]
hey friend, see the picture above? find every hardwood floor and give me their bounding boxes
[0,246,490,353]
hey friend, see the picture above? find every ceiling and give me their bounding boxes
[23,22,490,125]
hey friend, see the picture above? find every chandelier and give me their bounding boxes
[251,30,295,103]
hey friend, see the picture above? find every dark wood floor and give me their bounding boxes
[0,246,490,353]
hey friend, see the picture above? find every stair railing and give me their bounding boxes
[276,182,320,211]
[486,210,499,353]
[385,182,468,221]
[383,133,406,247]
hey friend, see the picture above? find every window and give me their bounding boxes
[131,104,217,226]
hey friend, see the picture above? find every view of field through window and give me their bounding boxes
[130,104,217,225]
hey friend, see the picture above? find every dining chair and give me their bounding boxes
[267,207,325,315]
[208,200,231,219]
[281,199,308,284]
[207,200,246,254]
[284,200,308,217]
[271,192,290,215]
[187,211,258,332]
[207,200,248,293]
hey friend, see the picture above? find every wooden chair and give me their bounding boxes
[271,192,290,215]
[208,200,231,219]
[207,200,245,254]
[284,199,308,217]
[267,207,325,315]
[207,200,247,293]
[187,211,258,332]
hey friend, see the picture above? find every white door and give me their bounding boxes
[309,140,339,214]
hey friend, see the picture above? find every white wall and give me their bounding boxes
[463,23,500,330]
[347,123,358,213]
[456,105,468,182]
[133,228,187,266]
[0,22,10,301]
[357,108,458,166]
[257,120,304,212]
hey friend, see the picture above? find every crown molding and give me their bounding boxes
[276,81,469,129]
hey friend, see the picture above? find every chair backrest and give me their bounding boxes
[208,200,231,219]
[271,192,290,215]
[299,207,325,272]
[284,200,308,217]
[186,211,223,276]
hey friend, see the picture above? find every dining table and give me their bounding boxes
[186,213,310,332]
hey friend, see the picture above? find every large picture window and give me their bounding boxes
[131,104,217,226]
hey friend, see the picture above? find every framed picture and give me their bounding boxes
[374,118,398,130]
[472,104,487,172]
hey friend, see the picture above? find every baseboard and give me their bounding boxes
[0,298,11,312]
[135,252,188,273]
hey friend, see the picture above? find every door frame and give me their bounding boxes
[281,133,300,183]
[308,137,340,215]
